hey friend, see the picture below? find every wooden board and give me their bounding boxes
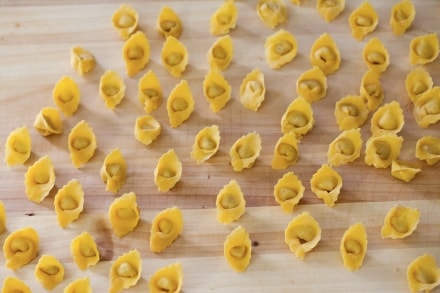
[0,0,439,292]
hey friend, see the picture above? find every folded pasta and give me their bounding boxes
[348,1,378,41]
[229,132,262,172]
[340,223,368,270]
[70,231,100,270]
[191,125,221,163]
[407,254,440,293]
[70,46,96,76]
[167,80,194,128]
[265,29,298,69]
[5,126,31,166]
[381,205,420,239]
[296,66,327,103]
[1,276,31,293]
[362,37,390,73]
[99,70,126,110]
[68,120,97,168]
[216,179,246,224]
[390,0,415,36]
[327,128,362,166]
[285,211,321,260]
[224,226,252,272]
[281,96,314,138]
[149,262,183,293]
[3,226,39,270]
[406,67,433,103]
[161,36,189,77]
[309,33,341,75]
[134,114,162,146]
[271,132,299,170]
[34,254,65,290]
[413,86,440,128]
[360,69,384,112]
[256,0,287,29]
[273,172,305,213]
[54,179,84,228]
[24,155,56,203]
[154,149,182,192]
[34,107,63,136]
[112,4,138,40]
[109,249,142,293]
[108,192,140,237]
[138,70,163,113]
[210,0,238,35]
[64,276,92,293]
[415,136,440,165]
[122,31,150,77]
[157,6,183,39]
[150,207,183,252]
[316,0,345,22]
[100,148,127,193]
[364,133,403,168]
[202,69,232,112]
[52,76,80,116]
[335,95,369,130]
[409,33,440,65]
[207,34,234,71]
[310,164,343,207]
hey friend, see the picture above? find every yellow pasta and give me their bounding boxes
[316,0,345,22]
[406,67,433,103]
[216,179,246,224]
[413,86,440,128]
[310,33,341,75]
[327,128,362,166]
[33,106,63,136]
[281,96,314,138]
[310,164,343,207]
[271,132,299,170]
[390,0,415,36]
[370,101,404,136]
[210,0,238,35]
[191,125,221,164]
[340,223,368,271]
[407,254,440,293]
[256,0,287,29]
[150,207,183,252]
[409,33,440,65]
[157,6,183,39]
[348,1,378,41]
[0,200,5,234]
[360,69,384,112]
[52,76,80,116]
[34,254,64,290]
[381,205,420,239]
[108,192,140,237]
[224,226,252,272]
[208,34,234,71]
[134,114,162,146]
[290,0,301,4]
[284,211,321,260]
[202,69,232,112]
[5,126,31,166]
[3,226,39,270]
[265,29,298,69]
[154,149,182,192]
[362,37,390,73]
[391,160,422,183]
[239,68,266,111]
[167,80,195,128]
[70,231,100,270]
[54,179,84,228]
[99,70,126,110]
[138,70,163,113]
[149,262,183,293]
[70,46,96,76]
[364,133,403,168]
[109,249,142,293]
[112,4,138,40]
[334,95,369,130]
[64,276,92,293]
[161,36,189,77]
[68,120,97,168]
[273,171,305,213]
[296,66,327,103]
[229,132,262,172]
[415,136,440,165]
[122,31,150,77]
[1,276,31,293]
[24,155,55,203]
[100,148,127,193]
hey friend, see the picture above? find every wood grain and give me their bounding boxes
[0,0,439,292]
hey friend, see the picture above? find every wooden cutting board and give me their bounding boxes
[0,0,439,292]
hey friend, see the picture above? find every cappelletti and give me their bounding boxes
[33,106,63,136]
[3,226,39,270]
[24,155,56,203]
[381,205,420,239]
[134,114,162,146]
[360,69,384,112]
[256,0,287,29]
[1,276,31,293]
[5,126,31,166]
[229,132,262,172]
[99,70,126,110]
[409,33,440,65]
[362,37,390,73]
[271,132,299,170]
[109,249,142,293]
[390,0,415,36]
[70,46,96,76]
[157,6,183,39]
[280,96,314,138]
[202,69,232,112]
[370,101,404,136]
[210,0,238,35]
[108,192,140,237]
[138,70,163,113]
[406,254,440,293]
[100,148,127,194]
[285,211,321,260]
[111,4,138,40]
[265,29,298,69]
[150,207,183,252]
[54,179,84,228]
[390,160,422,183]
[296,66,327,103]
[310,33,341,75]
[161,36,189,77]
[224,226,252,272]
[364,133,404,168]
[239,68,266,111]
[0,200,6,234]
[34,254,65,290]
[334,95,369,130]
[67,120,97,168]
[149,262,183,293]
[316,0,345,22]
[310,164,343,207]
[190,125,221,164]
[70,231,100,270]
[207,34,234,71]
[167,80,195,128]
[154,149,182,192]
[122,31,150,77]
[273,171,305,213]
[348,1,378,41]
[327,128,362,166]
[406,67,433,103]
[415,136,440,165]
[64,276,92,293]
[340,223,368,271]
[216,179,246,224]
[413,86,440,128]
[52,76,80,116]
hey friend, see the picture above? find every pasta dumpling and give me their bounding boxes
[316,0,345,22]
[134,114,162,146]
[34,254,64,290]
[310,33,341,75]
[100,148,127,193]
[406,67,433,103]
[161,36,189,77]
[54,179,84,228]
[409,33,440,65]
[370,101,404,136]
[5,126,31,166]
[273,171,305,213]
[149,262,183,293]
[265,29,298,69]
[296,66,327,103]
[203,69,231,112]
[390,0,415,36]
[239,68,266,111]
[362,37,390,73]
[154,149,182,192]
[216,179,246,224]
[150,207,183,252]
[99,70,126,110]
[157,6,183,39]
[138,70,163,113]
[381,205,420,239]
[407,254,440,293]
[348,1,378,41]
[327,128,362,166]
[122,31,150,77]
[1,276,31,293]
[70,46,96,76]
[112,4,138,40]
[364,133,403,168]
[391,160,422,183]
[34,107,63,136]
[207,34,234,71]
[52,76,80,116]
[340,223,368,271]
[167,80,195,128]
[256,0,287,29]
[191,125,221,164]
[413,87,440,128]
[109,249,142,293]
[415,136,440,165]
[68,120,97,168]
[70,231,100,270]
[108,192,140,237]
[24,155,55,203]
[64,276,92,293]
[335,95,369,130]
[0,200,6,234]
[271,132,299,170]
[229,132,262,172]
[224,226,252,272]
[310,164,343,207]
[210,0,238,35]
[281,97,314,138]
[3,226,39,270]
[360,69,384,112]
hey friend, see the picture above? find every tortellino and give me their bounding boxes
[122,31,150,77]
[167,80,195,128]
[149,262,183,293]
[99,70,126,110]
[157,6,183,39]
[296,66,327,103]
[0,200,5,234]
[407,254,440,293]
[70,231,100,270]
[362,37,390,73]
[390,0,415,36]
[154,149,182,192]
[348,1,378,41]
[360,69,384,112]
[24,155,55,203]
[1,276,31,293]
[54,179,84,228]
[100,148,127,193]
[70,46,96,76]
[203,69,232,112]
[68,120,97,168]
[239,68,266,111]
[256,0,287,29]
[381,205,420,239]
[229,132,262,172]
[109,192,140,237]
[109,249,142,293]
[138,70,163,113]
[265,29,298,69]
[64,276,92,293]
[210,0,238,35]
[281,96,314,138]
[284,211,321,260]
[224,226,252,272]
[5,125,31,166]
[415,136,440,165]
[340,222,368,271]
[161,36,189,77]
[316,0,345,22]
[409,33,440,65]
[334,95,369,130]
[150,207,183,252]
[364,133,403,168]
[134,114,162,146]
[52,76,80,116]
[406,67,433,103]
[370,101,404,136]
[111,4,138,40]
[391,160,422,182]
[216,179,246,224]
[327,128,362,166]
[271,132,299,170]
[191,125,221,163]
[273,171,305,213]
[310,164,343,207]
[3,226,39,270]
[310,33,341,75]
[208,35,234,71]
[34,254,64,290]
[33,106,63,136]
[413,87,440,128]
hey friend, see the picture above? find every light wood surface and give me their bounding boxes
[0,0,439,292]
